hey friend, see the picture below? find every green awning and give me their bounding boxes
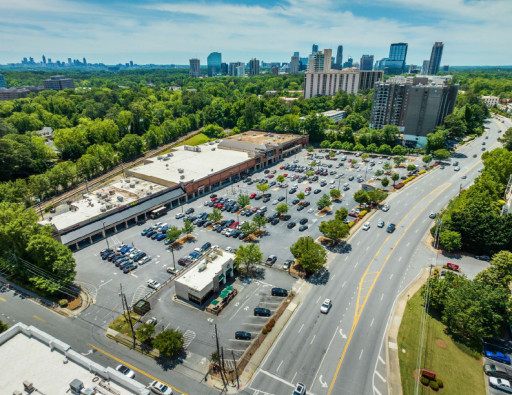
[219,274,225,281]
[226,269,233,275]
[226,285,233,291]
[220,290,229,298]
[211,299,219,306]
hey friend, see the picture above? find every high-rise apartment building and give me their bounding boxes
[312,44,319,54]
[0,74,6,89]
[389,42,408,72]
[42,55,46,65]
[335,45,343,70]
[370,76,458,147]
[189,58,201,77]
[308,49,332,72]
[207,52,222,76]
[427,42,444,75]
[229,62,245,77]
[359,55,374,71]
[83,57,87,65]
[249,58,260,76]
[43,75,75,91]
[421,60,430,75]
[289,54,300,74]
[304,69,383,98]
[342,56,353,69]
[272,65,279,76]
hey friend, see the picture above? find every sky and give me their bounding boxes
[0,0,511,66]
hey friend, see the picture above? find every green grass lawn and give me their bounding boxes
[398,289,485,395]
[108,313,140,337]
[176,133,210,147]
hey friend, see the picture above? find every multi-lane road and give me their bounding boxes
[245,117,509,395]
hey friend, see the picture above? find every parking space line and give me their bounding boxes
[310,334,316,345]
[298,323,304,333]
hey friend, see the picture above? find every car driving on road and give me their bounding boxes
[320,299,332,314]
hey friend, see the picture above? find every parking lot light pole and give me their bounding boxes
[102,222,110,249]
[170,247,176,270]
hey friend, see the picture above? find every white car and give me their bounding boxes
[225,246,235,252]
[429,212,436,219]
[149,380,173,395]
[116,364,135,379]
[382,205,390,212]
[305,191,311,196]
[320,299,332,314]
[489,377,512,392]
[175,213,184,219]
[329,180,335,184]
[454,167,460,171]
[362,222,371,231]
[139,256,152,265]
[147,279,161,290]
[272,200,279,205]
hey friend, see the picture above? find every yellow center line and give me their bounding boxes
[33,315,46,323]
[88,343,191,395]
[0,296,6,302]
[327,182,451,394]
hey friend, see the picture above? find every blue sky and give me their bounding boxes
[0,0,511,66]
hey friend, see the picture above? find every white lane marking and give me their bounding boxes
[276,360,283,373]
[312,325,340,387]
[258,369,295,389]
[381,293,384,301]
[298,323,304,333]
[374,385,383,395]
[291,372,297,385]
[398,256,402,262]
[367,246,370,251]
[316,296,321,304]
[98,279,112,288]
[379,355,385,364]
[359,349,364,360]
[375,370,387,383]
[331,274,335,280]
[310,334,316,345]
[370,318,374,327]
[389,274,393,280]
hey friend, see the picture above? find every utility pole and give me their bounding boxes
[169,247,176,270]
[214,325,227,388]
[120,284,136,348]
[221,346,228,389]
[102,222,110,249]
[231,350,240,389]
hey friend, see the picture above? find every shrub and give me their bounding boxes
[58,299,68,308]
[348,221,355,228]
[420,376,430,386]
[395,183,404,189]
[358,210,368,217]
[418,170,426,174]
[429,381,439,391]
[262,327,269,335]
[436,379,443,388]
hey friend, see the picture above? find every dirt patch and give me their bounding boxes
[66,295,82,310]
[435,339,447,349]
[171,234,195,248]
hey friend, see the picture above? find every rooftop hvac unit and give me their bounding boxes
[106,204,112,209]
[135,180,140,184]
[117,196,124,202]
[237,137,242,141]
[178,168,184,173]
[198,263,207,272]
[163,156,170,161]
[23,381,34,391]
[129,183,135,188]
[149,185,153,190]
[146,191,152,195]
[124,179,130,183]
[96,192,102,197]
[180,175,185,180]
[167,153,173,157]
[109,190,115,195]
[211,148,216,151]
[252,133,256,136]
[100,207,106,212]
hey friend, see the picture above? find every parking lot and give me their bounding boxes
[73,148,423,364]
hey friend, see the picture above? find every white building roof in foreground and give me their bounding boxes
[128,142,250,185]
[177,249,234,292]
[0,323,149,395]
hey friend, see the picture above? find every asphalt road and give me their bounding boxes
[246,117,508,395]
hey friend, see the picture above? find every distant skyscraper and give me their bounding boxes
[294,52,300,57]
[335,45,343,69]
[342,56,353,69]
[427,42,444,75]
[229,62,244,76]
[83,57,87,65]
[0,74,7,89]
[249,58,260,76]
[221,62,228,74]
[207,52,222,76]
[272,65,279,76]
[42,55,46,64]
[189,58,201,77]
[442,65,450,72]
[388,42,408,73]
[312,44,319,54]
[67,58,72,65]
[43,75,75,91]
[308,49,332,72]
[421,60,430,75]
[289,54,300,74]
[130,60,134,67]
[359,55,374,71]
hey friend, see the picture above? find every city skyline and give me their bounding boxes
[0,0,511,66]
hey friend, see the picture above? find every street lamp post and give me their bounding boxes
[170,247,176,270]
[102,222,110,249]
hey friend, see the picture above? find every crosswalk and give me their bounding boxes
[183,329,196,349]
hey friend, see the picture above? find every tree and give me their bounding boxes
[0,319,7,334]
[290,236,327,274]
[208,208,222,222]
[498,127,512,150]
[368,189,388,205]
[301,114,330,142]
[234,244,263,272]
[297,191,305,200]
[317,193,332,209]
[382,162,392,173]
[276,174,285,183]
[330,189,341,200]
[136,323,155,344]
[433,149,451,161]
[381,177,390,188]
[393,156,406,167]
[306,170,314,177]
[406,164,416,172]
[153,329,184,358]
[240,221,257,237]
[422,155,432,167]
[375,169,384,177]
[117,134,145,161]
[307,146,314,152]
[443,113,467,138]
[335,207,348,221]
[331,141,343,149]
[353,190,370,206]
[439,230,462,252]
[310,160,317,167]
[182,220,195,235]
[391,172,400,185]
[166,226,182,242]
[257,183,270,195]
[344,113,366,131]
[319,219,350,242]
[425,129,447,153]
[350,159,357,165]
[237,194,250,207]
[361,153,370,162]
[252,214,267,231]
[320,140,331,149]
[475,251,512,289]
[276,203,289,215]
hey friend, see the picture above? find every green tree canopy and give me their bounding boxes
[290,236,327,274]
[234,244,263,272]
[153,329,184,358]
[319,219,350,242]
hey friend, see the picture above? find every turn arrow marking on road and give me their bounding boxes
[339,329,347,339]
[319,375,328,388]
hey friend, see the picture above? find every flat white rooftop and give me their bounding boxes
[128,143,250,185]
[0,323,149,395]
[177,249,234,292]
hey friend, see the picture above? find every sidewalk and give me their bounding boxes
[386,267,430,395]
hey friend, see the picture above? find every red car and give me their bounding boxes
[267,174,274,178]
[280,166,284,169]
[230,221,239,228]
[446,262,460,271]
[250,193,257,199]
[283,173,288,177]
[251,207,260,213]
[211,197,218,202]
[305,187,311,191]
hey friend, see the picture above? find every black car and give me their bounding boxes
[302,201,310,207]
[271,287,288,297]
[386,223,396,233]
[210,194,217,198]
[297,205,304,211]
[271,218,280,225]
[146,230,156,238]
[235,331,252,340]
[320,182,327,187]
[287,222,296,229]
[314,189,322,194]
[185,208,194,215]
[238,233,246,240]
[254,308,271,317]
[278,196,285,202]
[475,255,491,261]
[202,242,212,251]
[299,218,308,225]
[263,197,270,203]
[282,214,291,221]
[299,225,308,231]
[292,199,300,205]
[203,221,212,228]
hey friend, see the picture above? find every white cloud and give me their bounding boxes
[0,0,510,65]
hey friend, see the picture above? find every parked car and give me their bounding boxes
[116,364,135,379]
[123,263,138,273]
[175,213,184,219]
[254,307,271,317]
[139,256,152,265]
[235,331,252,340]
[293,382,306,395]
[283,259,293,270]
[149,380,173,395]
[446,262,460,271]
[382,205,390,212]
[484,364,512,379]
[299,218,308,225]
[266,255,277,266]
[489,377,512,393]
[299,225,308,231]
[147,279,161,290]
[485,350,511,364]
[287,222,296,229]
[271,287,288,297]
